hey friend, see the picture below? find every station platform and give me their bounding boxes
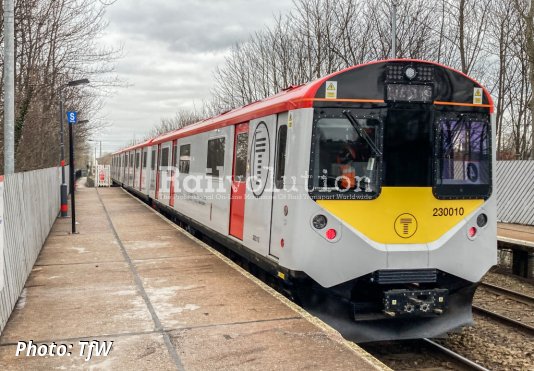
[497,223,534,278]
[498,223,534,251]
[0,187,387,370]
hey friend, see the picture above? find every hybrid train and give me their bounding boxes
[111,59,496,342]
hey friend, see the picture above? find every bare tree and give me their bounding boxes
[0,0,120,172]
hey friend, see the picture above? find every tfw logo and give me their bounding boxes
[394,213,418,238]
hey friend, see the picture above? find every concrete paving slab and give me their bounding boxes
[0,333,176,371]
[25,261,134,289]
[171,318,377,370]
[35,234,123,265]
[0,277,154,343]
[121,231,210,261]
[137,255,299,329]
[0,187,386,370]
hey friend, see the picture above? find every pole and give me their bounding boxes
[99,141,102,158]
[391,1,397,59]
[59,93,68,216]
[3,0,15,174]
[69,121,77,234]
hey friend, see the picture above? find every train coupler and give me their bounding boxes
[383,288,448,316]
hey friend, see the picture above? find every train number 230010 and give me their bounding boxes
[432,207,464,216]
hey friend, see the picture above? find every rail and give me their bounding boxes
[422,338,490,371]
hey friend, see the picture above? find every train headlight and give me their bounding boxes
[404,66,417,80]
[477,213,488,228]
[312,214,327,229]
[468,226,477,239]
[326,228,337,240]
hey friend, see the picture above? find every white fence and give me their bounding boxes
[0,166,66,334]
[496,161,534,225]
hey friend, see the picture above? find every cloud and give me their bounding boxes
[107,0,288,52]
[98,0,293,152]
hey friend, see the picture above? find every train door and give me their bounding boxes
[243,115,277,257]
[127,153,131,183]
[149,146,157,199]
[170,141,177,208]
[269,114,288,258]
[158,142,171,204]
[135,150,141,190]
[229,123,249,240]
[141,148,148,192]
[122,153,126,183]
[129,151,134,186]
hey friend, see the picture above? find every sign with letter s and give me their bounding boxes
[67,111,77,124]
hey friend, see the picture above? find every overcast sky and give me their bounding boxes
[96,0,293,154]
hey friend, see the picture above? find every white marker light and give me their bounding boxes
[405,67,417,80]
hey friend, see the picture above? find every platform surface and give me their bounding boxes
[0,187,386,370]
[498,222,534,251]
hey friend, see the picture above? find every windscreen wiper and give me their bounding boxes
[342,110,382,157]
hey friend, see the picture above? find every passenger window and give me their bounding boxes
[207,138,225,177]
[161,147,169,167]
[136,152,140,168]
[274,125,287,189]
[173,143,177,168]
[142,150,147,168]
[179,144,191,174]
[151,149,156,170]
[234,133,248,181]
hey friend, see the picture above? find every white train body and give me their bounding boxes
[111,60,497,341]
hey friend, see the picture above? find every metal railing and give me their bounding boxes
[0,166,67,334]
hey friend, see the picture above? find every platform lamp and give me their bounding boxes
[59,78,89,218]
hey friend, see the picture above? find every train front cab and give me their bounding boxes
[278,60,496,341]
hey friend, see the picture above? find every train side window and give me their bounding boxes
[172,143,177,169]
[179,144,191,174]
[151,149,156,170]
[135,152,140,168]
[207,138,225,178]
[160,147,169,167]
[142,150,147,168]
[274,125,287,189]
[234,133,248,181]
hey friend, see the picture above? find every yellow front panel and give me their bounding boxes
[317,187,483,244]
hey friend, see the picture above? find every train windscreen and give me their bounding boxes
[309,109,382,199]
[434,116,491,199]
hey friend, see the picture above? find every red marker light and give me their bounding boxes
[326,228,337,240]
[280,238,285,248]
[468,227,477,238]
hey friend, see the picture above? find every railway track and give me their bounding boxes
[422,338,489,371]
[475,282,534,335]
[479,282,534,305]
[361,339,490,370]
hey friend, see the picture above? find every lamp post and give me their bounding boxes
[69,118,89,234]
[59,78,89,218]
[88,139,100,172]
